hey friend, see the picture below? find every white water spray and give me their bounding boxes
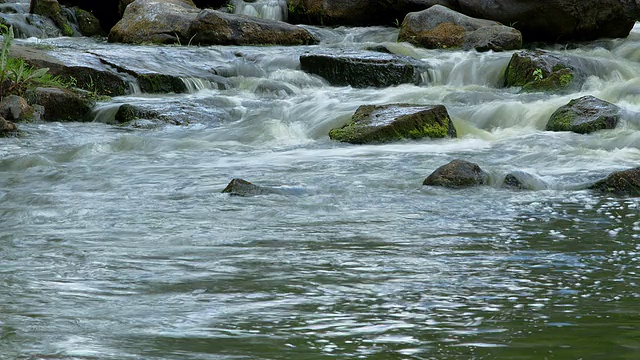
[231,0,288,22]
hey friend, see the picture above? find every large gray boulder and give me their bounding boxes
[423,159,489,188]
[189,9,318,46]
[589,167,640,196]
[300,51,427,88]
[108,0,200,44]
[546,96,621,134]
[457,0,639,42]
[398,5,522,51]
[329,103,456,144]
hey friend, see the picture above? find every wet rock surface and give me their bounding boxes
[329,103,456,144]
[300,51,427,88]
[423,159,489,188]
[589,167,640,196]
[546,96,621,134]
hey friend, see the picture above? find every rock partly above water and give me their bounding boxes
[589,167,640,196]
[0,95,35,122]
[300,51,427,88]
[222,178,286,196]
[423,159,489,188]
[329,103,456,144]
[397,5,522,51]
[503,50,578,92]
[502,171,547,191]
[546,96,621,134]
[0,116,19,137]
[25,87,94,122]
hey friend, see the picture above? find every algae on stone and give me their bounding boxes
[329,103,456,144]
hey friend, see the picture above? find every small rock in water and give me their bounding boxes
[423,159,489,188]
[589,167,640,196]
[222,178,284,196]
[546,96,621,134]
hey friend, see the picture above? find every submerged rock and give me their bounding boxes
[502,170,547,190]
[504,50,578,92]
[300,51,427,88]
[25,87,94,122]
[546,96,621,134]
[423,159,489,188]
[329,104,456,144]
[589,167,640,196]
[222,178,285,196]
[108,0,200,44]
[189,9,318,46]
[0,116,19,137]
[0,95,35,122]
[397,5,522,51]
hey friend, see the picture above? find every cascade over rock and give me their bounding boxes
[546,96,621,134]
[397,5,522,51]
[30,0,75,36]
[328,103,456,144]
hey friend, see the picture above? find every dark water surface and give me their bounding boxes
[1,14,640,360]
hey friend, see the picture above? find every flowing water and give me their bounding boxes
[1,9,640,360]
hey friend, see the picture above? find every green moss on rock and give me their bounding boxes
[329,103,456,144]
[589,167,640,196]
[546,95,620,134]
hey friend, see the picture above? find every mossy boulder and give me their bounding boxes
[329,103,456,144]
[30,0,75,36]
[300,51,427,88]
[222,178,285,197]
[546,96,620,134]
[189,9,318,46]
[73,7,104,37]
[397,5,521,51]
[423,159,489,188]
[108,0,200,44]
[589,167,640,196]
[0,95,35,122]
[25,87,94,122]
[504,50,580,92]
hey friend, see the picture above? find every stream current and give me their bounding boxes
[1,19,640,360]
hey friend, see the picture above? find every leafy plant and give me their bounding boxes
[532,68,544,81]
[0,24,65,99]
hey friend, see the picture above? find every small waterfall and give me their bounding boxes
[231,0,288,22]
[180,77,220,92]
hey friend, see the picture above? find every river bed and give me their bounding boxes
[1,18,639,360]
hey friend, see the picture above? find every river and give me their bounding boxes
[1,6,639,359]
